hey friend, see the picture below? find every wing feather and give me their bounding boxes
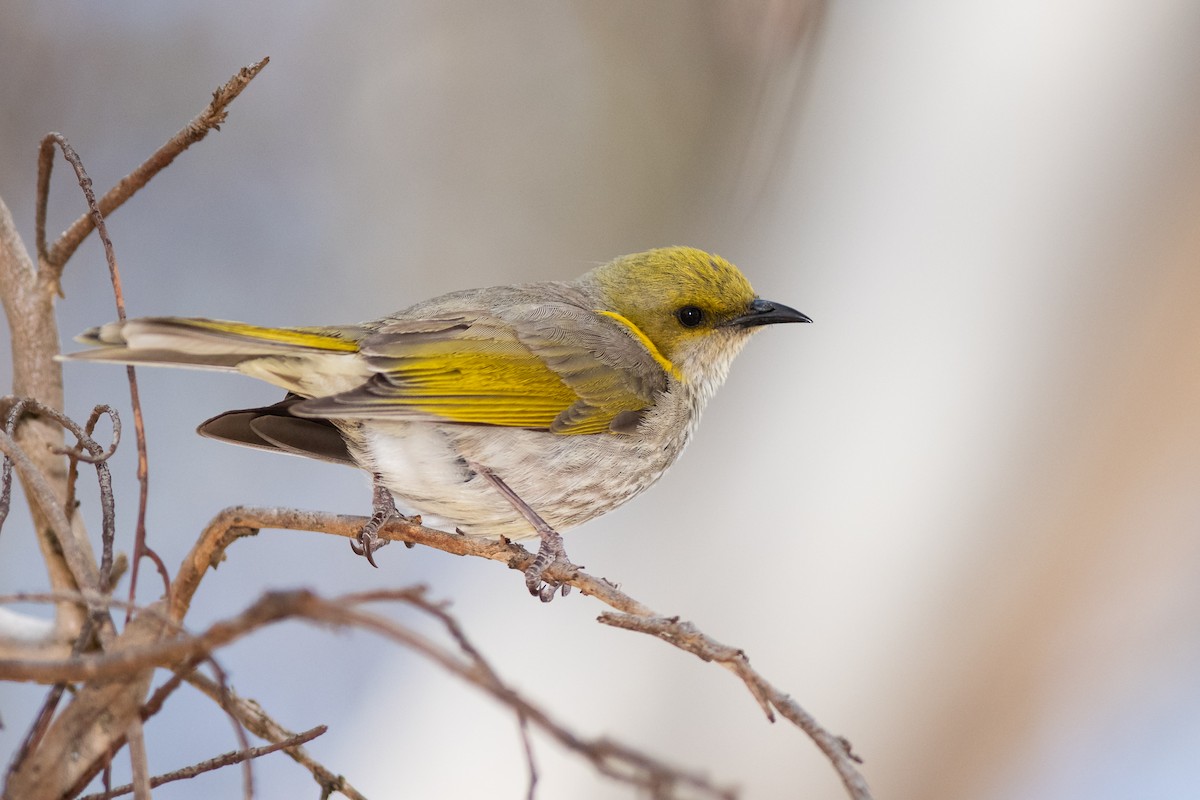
[295,304,668,435]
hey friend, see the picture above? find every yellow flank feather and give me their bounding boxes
[185,320,359,352]
[595,310,683,382]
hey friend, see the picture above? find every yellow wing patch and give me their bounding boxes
[366,349,579,429]
[298,310,661,435]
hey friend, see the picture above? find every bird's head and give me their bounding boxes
[586,246,810,399]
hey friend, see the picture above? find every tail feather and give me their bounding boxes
[198,395,355,466]
[61,317,361,372]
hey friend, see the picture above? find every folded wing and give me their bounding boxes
[294,304,668,435]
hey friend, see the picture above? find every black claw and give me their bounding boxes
[351,473,399,568]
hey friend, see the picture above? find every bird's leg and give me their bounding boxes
[467,460,576,602]
[351,473,398,567]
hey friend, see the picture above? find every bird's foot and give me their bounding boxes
[524,527,576,602]
[466,459,578,602]
[351,474,400,567]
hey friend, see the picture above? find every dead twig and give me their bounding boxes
[0,428,101,598]
[172,506,656,624]
[176,507,873,800]
[76,725,326,800]
[598,613,870,800]
[37,57,270,276]
[37,131,167,621]
[3,399,119,584]
[185,672,368,800]
[1,587,735,799]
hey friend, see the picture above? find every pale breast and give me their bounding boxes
[347,383,698,540]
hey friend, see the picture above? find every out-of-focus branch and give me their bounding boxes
[1,588,734,799]
[76,725,326,800]
[184,672,368,800]
[598,613,870,800]
[4,608,166,800]
[172,506,874,800]
[3,59,269,642]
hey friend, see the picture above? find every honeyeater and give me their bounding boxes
[65,246,810,600]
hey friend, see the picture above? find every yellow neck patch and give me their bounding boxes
[596,310,683,382]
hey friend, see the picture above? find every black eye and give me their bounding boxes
[676,305,705,328]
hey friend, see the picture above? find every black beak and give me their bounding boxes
[724,297,812,328]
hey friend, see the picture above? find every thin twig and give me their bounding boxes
[172,506,655,624]
[519,713,539,800]
[37,132,162,625]
[597,613,870,800]
[329,593,734,799]
[77,725,326,800]
[57,654,256,799]
[177,508,871,799]
[184,672,368,800]
[1,399,117,542]
[1,588,735,799]
[38,57,270,275]
[0,428,101,595]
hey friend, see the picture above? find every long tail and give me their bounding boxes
[64,318,370,458]
[63,317,361,371]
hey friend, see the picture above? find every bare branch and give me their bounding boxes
[39,57,270,275]
[1,587,735,798]
[598,613,870,800]
[172,506,656,624]
[519,713,539,800]
[77,726,326,800]
[36,131,164,629]
[4,400,119,584]
[177,508,873,799]
[185,672,368,800]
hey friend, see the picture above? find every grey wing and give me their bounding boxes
[502,303,669,433]
[294,302,669,435]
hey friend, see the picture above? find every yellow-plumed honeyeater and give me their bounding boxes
[65,247,810,599]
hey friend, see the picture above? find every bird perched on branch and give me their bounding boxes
[65,246,810,600]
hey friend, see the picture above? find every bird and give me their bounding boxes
[64,246,810,600]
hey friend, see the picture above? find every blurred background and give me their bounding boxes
[3,1,1200,797]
